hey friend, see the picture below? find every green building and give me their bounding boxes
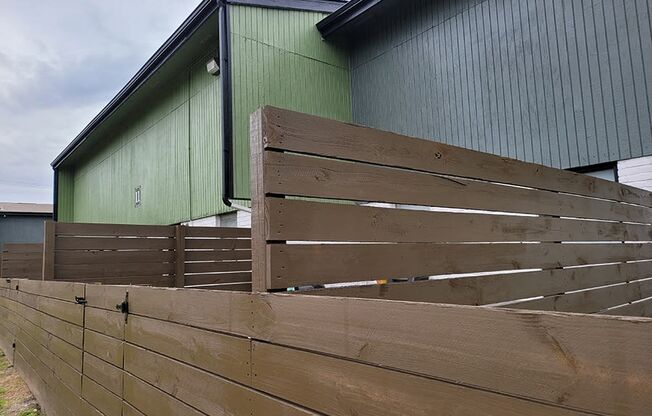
[53,0,652,226]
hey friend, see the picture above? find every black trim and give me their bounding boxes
[51,0,218,168]
[316,0,383,38]
[53,169,58,221]
[568,162,618,182]
[228,0,346,13]
[219,1,234,207]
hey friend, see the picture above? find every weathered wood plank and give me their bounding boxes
[83,352,122,395]
[261,106,652,208]
[185,250,251,262]
[264,151,652,223]
[185,261,252,274]
[85,307,124,340]
[268,242,652,288]
[84,329,123,368]
[185,239,252,250]
[55,222,175,237]
[266,197,652,242]
[56,262,174,279]
[16,279,84,302]
[185,227,251,238]
[55,237,174,250]
[602,297,652,317]
[82,375,121,416]
[307,261,652,305]
[123,373,205,416]
[125,314,250,384]
[184,272,252,286]
[55,250,175,265]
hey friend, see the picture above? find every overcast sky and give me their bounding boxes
[0,0,199,203]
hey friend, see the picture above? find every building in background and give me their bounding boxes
[52,0,652,226]
[0,203,53,250]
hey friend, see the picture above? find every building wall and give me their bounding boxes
[0,215,51,251]
[348,0,652,169]
[229,5,352,199]
[57,15,223,225]
[618,155,652,191]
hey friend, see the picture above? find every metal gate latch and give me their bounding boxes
[74,296,87,305]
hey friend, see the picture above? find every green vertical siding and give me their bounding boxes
[56,168,75,222]
[229,5,351,199]
[60,15,220,225]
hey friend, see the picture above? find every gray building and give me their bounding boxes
[318,0,652,188]
[0,203,53,251]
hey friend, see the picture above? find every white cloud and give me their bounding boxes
[0,0,199,203]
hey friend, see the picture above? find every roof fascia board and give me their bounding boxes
[51,0,218,168]
[227,0,346,13]
[316,0,383,38]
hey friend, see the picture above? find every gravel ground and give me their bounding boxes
[0,352,42,416]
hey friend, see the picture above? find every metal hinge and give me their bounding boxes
[74,296,87,305]
[115,292,129,322]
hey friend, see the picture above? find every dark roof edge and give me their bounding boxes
[228,0,347,13]
[316,0,382,38]
[51,0,217,168]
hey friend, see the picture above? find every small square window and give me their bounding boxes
[134,186,142,207]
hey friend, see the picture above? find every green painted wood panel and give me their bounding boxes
[56,167,75,222]
[229,5,352,199]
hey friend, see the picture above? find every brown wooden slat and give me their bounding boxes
[55,237,174,250]
[184,250,252,262]
[55,222,175,237]
[194,283,253,292]
[185,238,252,250]
[261,106,652,208]
[602,297,652,317]
[266,197,652,242]
[264,151,652,224]
[123,373,205,416]
[307,261,652,305]
[85,307,124,340]
[268,242,652,289]
[2,243,43,253]
[55,250,175,265]
[185,226,251,238]
[250,341,584,416]
[55,262,174,279]
[83,353,122,395]
[185,261,252,274]
[125,315,250,384]
[58,275,173,286]
[183,272,252,286]
[84,329,123,368]
[82,375,121,416]
[512,278,652,313]
[17,279,85,302]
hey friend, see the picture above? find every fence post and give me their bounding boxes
[174,225,186,287]
[42,220,55,280]
[250,109,269,292]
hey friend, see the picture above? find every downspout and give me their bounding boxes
[52,169,58,221]
[218,0,250,213]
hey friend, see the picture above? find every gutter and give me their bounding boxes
[316,0,383,39]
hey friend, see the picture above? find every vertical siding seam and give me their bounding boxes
[624,0,645,157]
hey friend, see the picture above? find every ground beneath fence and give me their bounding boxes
[0,353,41,416]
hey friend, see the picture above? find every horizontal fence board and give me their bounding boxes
[262,106,652,208]
[62,275,173,286]
[56,250,176,265]
[267,197,652,242]
[185,261,252,274]
[250,341,584,416]
[268,243,652,288]
[185,239,252,250]
[511,278,652,313]
[85,307,124,340]
[16,329,82,395]
[83,352,123,395]
[55,237,175,251]
[125,344,314,416]
[84,329,123,368]
[2,243,43,253]
[264,152,652,224]
[249,293,652,416]
[185,227,251,238]
[125,315,250,385]
[10,290,83,326]
[184,272,252,286]
[85,285,128,311]
[123,402,147,416]
[184,250,252,262]
[123,372,206,416]
[56,262,174,279]
[197,283,253,291]
[82,375,122,416]
[16,279,84,302]
[602,297,652,317]
[56,222,175,237]
[308,261,652,306]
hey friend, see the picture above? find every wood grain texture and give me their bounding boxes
[268,242,652,288]
[261,106,652,208]
[307,261,652,305]
[84,329,123,368]
[266,197,652,242]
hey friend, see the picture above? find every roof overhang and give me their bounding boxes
[316,0,384,39]
[52,0,348,169]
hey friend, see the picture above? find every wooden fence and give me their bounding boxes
[250,107,652,316]
[0,244,43,280]
[0,278,649,416]
[2,222,251,290]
